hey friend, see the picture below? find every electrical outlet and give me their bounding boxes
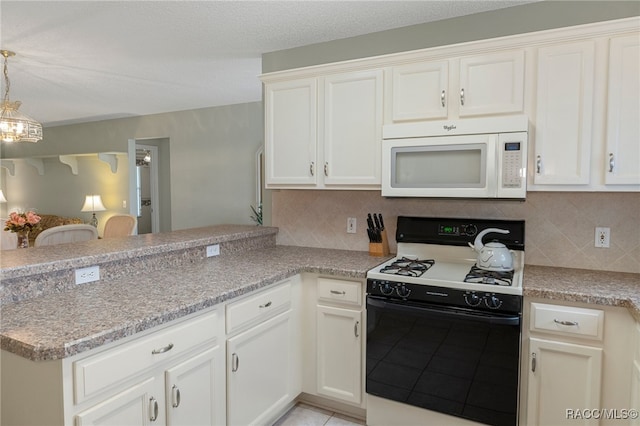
[347,217,357,234]
[122,200,127,208]
[206,244,220,257]
[595,227,610,248]
[75,266,100,285]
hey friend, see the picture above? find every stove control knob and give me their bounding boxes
[485,295,503,309]
[464,224,478,236]
[464,292,482,307]
[379,281,395,296]
[396,284,411,298]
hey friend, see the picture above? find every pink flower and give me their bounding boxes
[4,211,41,233]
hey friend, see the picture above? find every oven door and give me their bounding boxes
[366,295,521,426]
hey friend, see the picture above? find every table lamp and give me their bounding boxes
[81,195,106,227]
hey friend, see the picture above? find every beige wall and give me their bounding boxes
[272,190,640,274]
[1,102,264,231]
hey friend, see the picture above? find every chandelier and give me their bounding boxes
[1,50,42,143]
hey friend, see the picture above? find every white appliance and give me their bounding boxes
[366,216,525,426]
[382,115,529,199]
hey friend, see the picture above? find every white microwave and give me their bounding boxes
[382,115,529,199]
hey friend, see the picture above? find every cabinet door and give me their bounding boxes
[527,337,602,426]
[322,69,383,186]
[316,305,362,404]
[605,34,640,185]
[265,78,318,186]
[391,61,449,121]
[458,50,525,117]
[533,41,595,185]
[227,311,293,426]
[165,345,224,426]
[75,377,163,426]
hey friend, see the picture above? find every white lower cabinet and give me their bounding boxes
[527,337,603,426]
[313,277,364,407]
[226,311,294,426]
[224,277,301,426]
[316,304,362,404]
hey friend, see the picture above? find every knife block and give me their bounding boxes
[369,229,390,257]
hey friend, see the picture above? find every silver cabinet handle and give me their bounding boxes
[330,290,346,295]
[554,319,579,326]
[171,384,181,408]
[354,320,360,338]
[259,301,272,308]
[232,353,239,372]
[536,155,542,174]
[324,162,328,177]
[460,88,465,106]
[531,353,537,373]
[310,162,314,176]
[151,343,174,355]
[149,397,159,421]
[609,153,615,172]
[441,90,446,107]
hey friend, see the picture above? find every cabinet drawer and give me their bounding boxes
[226,281,291,335]
[317,278,361,306]
[73,309,218,404]
[530,303,604,340]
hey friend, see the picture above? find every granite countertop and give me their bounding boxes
[1,226,638,362]
[523,265,640,322]
[0,245,390,361]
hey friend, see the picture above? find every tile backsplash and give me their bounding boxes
[272,190,640,274]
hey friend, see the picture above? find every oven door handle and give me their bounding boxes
[367,297,520,326]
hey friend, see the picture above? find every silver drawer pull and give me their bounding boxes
[354,320,360,338]
[609,153,615,173]
[259,301,272,308]
[460,88,465,106]
[536,155,542,174]
[441,90,446,107]
[310,162,314,176]
[151,343,174,355]
[172,385,181,408]
[149,397,159,421]
[232,353,239,372]
[531,352,537,372]
[554,319,579,327]
[330,290,346,295]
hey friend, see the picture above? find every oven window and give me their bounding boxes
[391,144,486,188]
[366,298,521,426]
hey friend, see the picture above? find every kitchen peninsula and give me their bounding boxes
[1,225,639,425]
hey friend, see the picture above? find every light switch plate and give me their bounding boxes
[75,266,100,285]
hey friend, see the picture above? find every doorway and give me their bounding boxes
[135,145,159,234]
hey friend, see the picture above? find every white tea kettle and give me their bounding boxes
[468,228,514,272]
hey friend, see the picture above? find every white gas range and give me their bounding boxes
[365,216,525,426]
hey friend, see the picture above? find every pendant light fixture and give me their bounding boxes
[0,50,43,143]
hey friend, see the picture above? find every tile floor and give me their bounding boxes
[273,403,365,426]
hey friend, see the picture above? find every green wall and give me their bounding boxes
[262,1,639,73]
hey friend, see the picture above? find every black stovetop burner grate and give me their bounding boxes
[380,257,435,277]
[464,265,514,286]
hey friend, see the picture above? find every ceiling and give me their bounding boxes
[1,1,535,128]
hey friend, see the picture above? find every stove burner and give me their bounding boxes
[464,265,514,286]
[380,257,435,277]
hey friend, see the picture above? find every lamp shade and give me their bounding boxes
[0,190,6,203]
[81,195,106,212]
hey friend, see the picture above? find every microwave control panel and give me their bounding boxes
[502,142,523,188]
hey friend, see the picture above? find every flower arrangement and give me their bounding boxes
[4,211,42,233]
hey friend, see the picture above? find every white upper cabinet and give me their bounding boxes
[532,40,595,186]
[605,34,640,186]
[458,50,525,117]
[391,61,449,121]
[264,70,383,189]
[389,50,524,122]
[322,70,383,186]
[264,78,318,186]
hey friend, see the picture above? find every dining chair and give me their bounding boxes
[34,224,98,247]
[103,214,137,238]
[1,228,18,250]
